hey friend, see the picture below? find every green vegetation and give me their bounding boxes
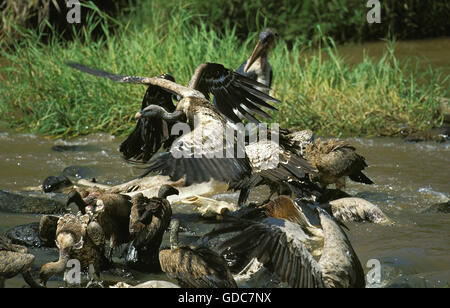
[0,1,448,138]
[3,0,450,44]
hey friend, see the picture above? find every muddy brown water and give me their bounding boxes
[0,132,449,288]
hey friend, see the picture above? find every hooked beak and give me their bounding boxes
[135,105,154,119]
[244,40,266,73]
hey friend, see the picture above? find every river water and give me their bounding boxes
[0,132,448,288]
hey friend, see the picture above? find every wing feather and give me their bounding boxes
[215,218,325,288]
[189,63,280,123]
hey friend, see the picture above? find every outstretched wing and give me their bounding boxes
[189,63,280,123]
[212,218,325,288]
[67,62,205,99]
[140,119,251,186]
[67,62,152,84]
[67,63,189,162]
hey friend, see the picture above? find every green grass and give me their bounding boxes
[0,1,447,138]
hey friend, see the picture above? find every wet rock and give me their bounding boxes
[3,215,59,248]
[42,175,72,193]
[0,190,67,214]
[62,166,97,179]
[405,126,449,143]
[421,201,450,214]
[3,223,42,248]
[51,145,100,152]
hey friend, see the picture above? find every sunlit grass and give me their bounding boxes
[0,2,447,138]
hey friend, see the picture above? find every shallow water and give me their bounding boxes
[339,37,450,73]
[0,132,449,287]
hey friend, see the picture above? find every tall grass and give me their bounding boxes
[0,2,447,138]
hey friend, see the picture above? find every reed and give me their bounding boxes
[0,1,447,138]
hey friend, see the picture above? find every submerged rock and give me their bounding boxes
[3,223,42,248]
[3,215,60,248]
[42,175,72,193]
[386,270,450,288]
[62,166,97,179]
[0,190,67,214]
[405,127,449,143]
[51,145,100,152]
[421,201,450,214]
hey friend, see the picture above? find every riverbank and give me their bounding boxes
[0,3,448,138]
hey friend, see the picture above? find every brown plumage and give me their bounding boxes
[67,189,132,259]
[66,187,105,214]
[93,193,132,259]
[261,195,306,225]
[303,139,373,189]
[0,235,42,288]
[159,219,237,288]
[39,214,59,247]
[39,213,108,286]
[127,185,178,271]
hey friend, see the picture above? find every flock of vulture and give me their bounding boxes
[0,29,392,288]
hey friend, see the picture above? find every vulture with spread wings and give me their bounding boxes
[67,62,280,186]
[210,206,365,288]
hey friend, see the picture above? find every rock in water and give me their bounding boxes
[51,145,100,152]
[42,175,72,193]
[405,127,449,143]
[62,166,97,179]
[4,223,42,248]
[421,201,450,214]
[0,190,67,214]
